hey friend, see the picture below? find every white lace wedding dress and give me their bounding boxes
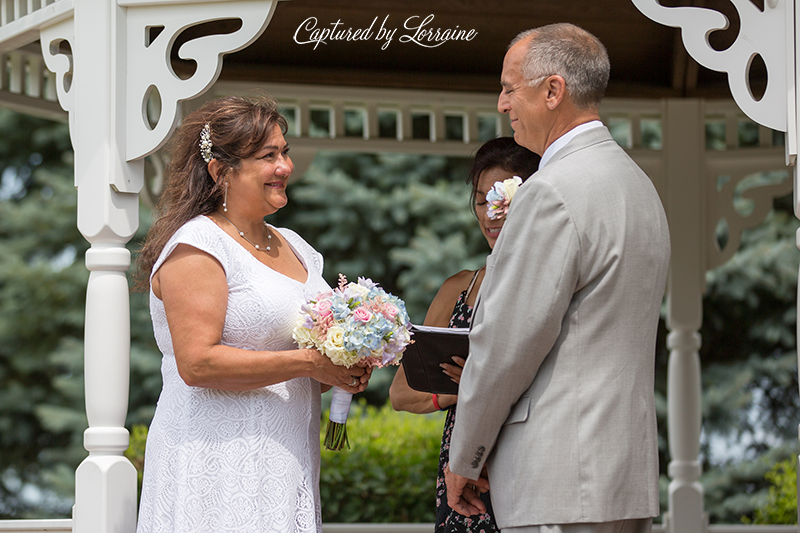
[136,216,331,533]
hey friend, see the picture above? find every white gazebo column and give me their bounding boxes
[70,0,140,530]
[36,0,284,530]
[663,99,706,533]
[629,3,793,531]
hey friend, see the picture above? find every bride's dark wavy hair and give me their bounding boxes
[132,95,288,291]
[467,137,541,215]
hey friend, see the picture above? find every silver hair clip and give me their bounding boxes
[200,123,213,163]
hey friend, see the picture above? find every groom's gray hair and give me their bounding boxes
[510,23,610,110]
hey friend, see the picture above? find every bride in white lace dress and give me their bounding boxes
[133,96,371,533]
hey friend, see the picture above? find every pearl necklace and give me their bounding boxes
[220,213,272,252]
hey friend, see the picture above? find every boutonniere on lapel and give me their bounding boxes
[486,176,523,220]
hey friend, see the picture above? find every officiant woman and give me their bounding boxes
[132,95,370,533]
[389,137,540,533]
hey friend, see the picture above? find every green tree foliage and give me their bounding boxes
[693,194,800,523]
[271,151,483,324]
[0,109,162,517]
[0,110,80,517]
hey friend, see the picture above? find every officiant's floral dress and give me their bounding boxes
[435,272,499,533]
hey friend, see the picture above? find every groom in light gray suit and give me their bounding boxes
[445,24,670,532]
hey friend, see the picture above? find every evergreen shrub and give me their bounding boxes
[320,400,444,523]
[745,456,798,525]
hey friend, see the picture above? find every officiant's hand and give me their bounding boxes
[444,463,489,516]
[440,356,466,384]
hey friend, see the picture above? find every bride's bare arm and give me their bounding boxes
[156,244,367,392]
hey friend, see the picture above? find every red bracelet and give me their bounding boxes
[432,393,442,411]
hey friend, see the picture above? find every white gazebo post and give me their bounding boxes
[630,1,795,532]
[36,0,284,530]
[662,98,706,533]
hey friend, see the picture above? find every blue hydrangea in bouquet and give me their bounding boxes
[293,274,413,450]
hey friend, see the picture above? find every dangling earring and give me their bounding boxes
[223,182,228,212]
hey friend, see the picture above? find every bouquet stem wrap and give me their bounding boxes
[325,386,353,450]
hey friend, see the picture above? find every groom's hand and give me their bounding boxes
[444,463,489,516]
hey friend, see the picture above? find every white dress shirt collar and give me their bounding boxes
[539,120,604,169]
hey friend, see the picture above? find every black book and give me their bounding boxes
[403,324,469,395]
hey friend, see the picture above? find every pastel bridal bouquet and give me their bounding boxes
[486,175,523,220]
[293,274,412,450]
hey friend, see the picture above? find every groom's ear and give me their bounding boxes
[545,75,567,110]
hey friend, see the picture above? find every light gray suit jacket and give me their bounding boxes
[449,126,670,527]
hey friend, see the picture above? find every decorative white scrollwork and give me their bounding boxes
[707,169,792,269]
[631,0,787,132]
[123,0,279,161]
[40,18,76,154]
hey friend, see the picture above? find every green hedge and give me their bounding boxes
[126,399,445,523]
[745,456,798,525]
[320,400,444,523]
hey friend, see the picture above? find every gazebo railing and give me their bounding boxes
[0,42,64,120]
[0,0,70,121]
[0,520,797,532]
[0,0,72,54]
[204,80,513,158]
[207,81,784,155]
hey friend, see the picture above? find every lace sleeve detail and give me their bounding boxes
[150,216,231,282]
